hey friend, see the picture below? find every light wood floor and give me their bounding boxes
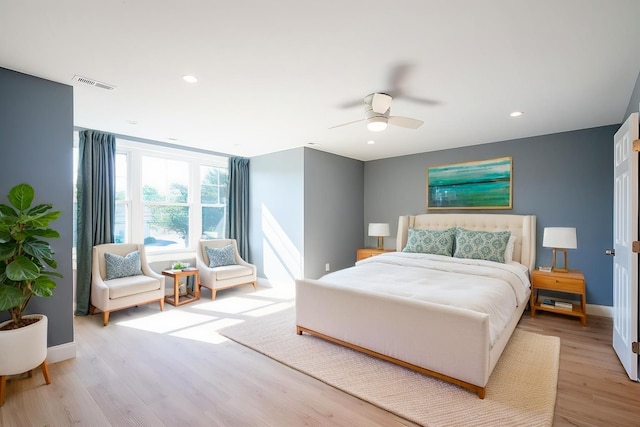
[1,285,639,426]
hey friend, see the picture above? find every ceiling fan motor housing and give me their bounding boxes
[364,102,390,131]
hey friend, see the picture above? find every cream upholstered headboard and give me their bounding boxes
[396,213,537,272]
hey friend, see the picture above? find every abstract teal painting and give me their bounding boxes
[427,157,512,209]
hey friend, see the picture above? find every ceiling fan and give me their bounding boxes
[339,63,439,109]
[329,93,424,132]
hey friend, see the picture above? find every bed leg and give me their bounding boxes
[296,326,303,335]
[477,387,486,399]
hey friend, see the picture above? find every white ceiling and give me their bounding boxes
[2,1,639,161]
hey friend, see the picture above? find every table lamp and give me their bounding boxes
[368,223,390,250]
[542,227,577,273]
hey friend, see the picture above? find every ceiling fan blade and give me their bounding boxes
[338,99,367,109]
[388,116,424,129]
[371,93,392,114]
[387,62,413,96]
[329,118,366,129]
[403,95,440,106]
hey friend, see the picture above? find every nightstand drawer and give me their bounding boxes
[533,275,584,293]
[356,248,394,261]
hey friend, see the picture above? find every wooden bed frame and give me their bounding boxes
[296,213,536,398]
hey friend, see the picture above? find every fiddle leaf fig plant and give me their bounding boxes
[0,183,62,329]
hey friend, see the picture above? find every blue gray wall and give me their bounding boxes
[249,148,305,282]
[364,126,617,306]
[249,147,364,282]
[0,67,74,346]
[304,148,364,278]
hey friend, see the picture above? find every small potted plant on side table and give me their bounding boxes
[171,261,189,295]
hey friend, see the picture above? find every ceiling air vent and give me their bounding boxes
[72,75,115,90]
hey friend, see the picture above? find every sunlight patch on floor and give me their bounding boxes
[116,310,216,333]
[110,282,296,345]
[253,285,295,300]
[169,317,244,344]
[245,301,295,317]
[192,296,272,314]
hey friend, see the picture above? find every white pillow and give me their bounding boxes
[504,235,517,263]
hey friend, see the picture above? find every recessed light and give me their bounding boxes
[510,111,523,117]
[127,120,138,125]
[367,140,375,145]
[182,75,198,83]
[168,137,178,141]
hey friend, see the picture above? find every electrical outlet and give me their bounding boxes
[325,263,330,272]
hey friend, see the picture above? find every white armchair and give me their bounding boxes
[196,239,257,300]
[91,243,165,326]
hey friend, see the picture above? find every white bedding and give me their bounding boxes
[319,252,531,346]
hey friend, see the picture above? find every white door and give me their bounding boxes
[612,112,639,381]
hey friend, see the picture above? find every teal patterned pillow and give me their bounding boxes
[105,251,143,280]
[206,245,236,267]
[402,227,456,256]
[453,228,511,263]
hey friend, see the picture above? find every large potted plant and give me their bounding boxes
[0,183,61,404]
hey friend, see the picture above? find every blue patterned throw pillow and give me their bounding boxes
[105,251,143,280]
[402,227,456,256]
[205,245,236,267]
[453,228,511,263]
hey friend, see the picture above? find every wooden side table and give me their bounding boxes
[530,269,587,325]
[162,269,200,306]
[356,248,395,261]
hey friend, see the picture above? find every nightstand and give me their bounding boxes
[356,248,395,261]
[530,269,587,326]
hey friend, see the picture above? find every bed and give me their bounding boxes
[295,213,536,398]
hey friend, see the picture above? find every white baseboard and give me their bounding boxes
[47,341,76,364]
[586,304,612,318]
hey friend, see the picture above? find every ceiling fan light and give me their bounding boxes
[367,117,388,132]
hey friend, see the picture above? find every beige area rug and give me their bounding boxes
[219,308,560,427]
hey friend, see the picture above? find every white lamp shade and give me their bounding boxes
[542,227,577,249]
[368,223,390,237]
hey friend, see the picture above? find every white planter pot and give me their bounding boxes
[0,314,48,376]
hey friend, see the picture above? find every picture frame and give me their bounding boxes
[427,156,512,210]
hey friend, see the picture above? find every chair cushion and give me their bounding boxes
[106,274,161,299]
[205,245,236,267]
[105,251,143,279]
[211,265,253,280]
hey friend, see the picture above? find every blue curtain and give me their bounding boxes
[226,157,250,260]
[75,130,116,316]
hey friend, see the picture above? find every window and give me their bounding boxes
[141,156,190,249]
[201,165,228,239]
[73,133,228,255]
[114,153,128,243]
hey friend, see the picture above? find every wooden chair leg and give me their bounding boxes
[159,298,165,311]
[103,311,110,326]
[40,360,51,385]
[0,375,6,407]
[211,289,217,300]
[251,281,257,290]
[90,305,96,315]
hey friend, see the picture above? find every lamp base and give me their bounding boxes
[377,236,384,250]
[551,248,569,273]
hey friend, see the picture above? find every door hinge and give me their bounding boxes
[633,242,640,253]
[633,341,639,354]
[633,139,640,152]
